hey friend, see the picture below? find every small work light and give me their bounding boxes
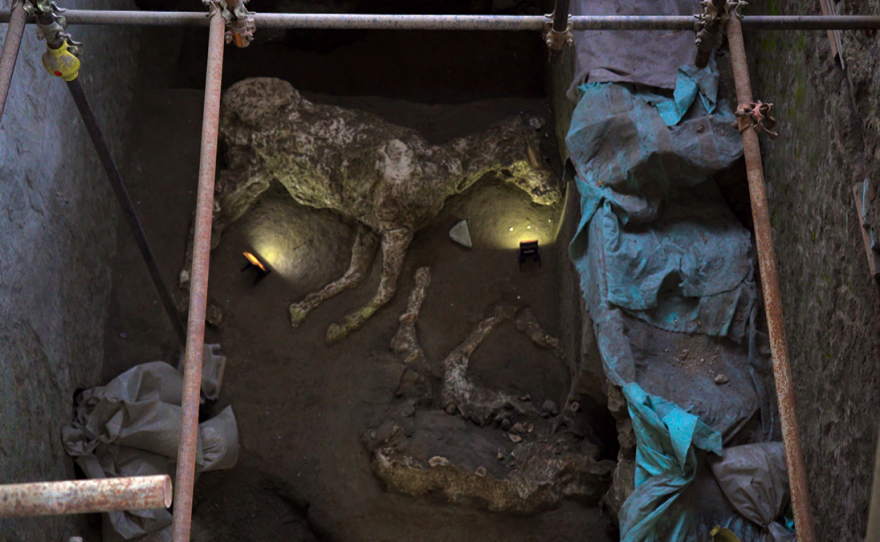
[242,252,271,285]
[517,240,541,271]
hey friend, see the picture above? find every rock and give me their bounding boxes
[178,268,190,287]
[449,220,473,248]
[373,421,400,444]
[206,303,223,328]
[429,456,449,467]
[542,400,559,417]
[508,433,522,443]
[714,374,730,385]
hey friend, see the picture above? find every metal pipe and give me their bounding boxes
[740,15,880,30]
[693,0,726,69]
[170,10,224,542]
[65,76,187,345]
[0,3,27,123]
[0,475,172,517]
[547,0,571,64]
[727,14,816,542]
[1,10,880,30]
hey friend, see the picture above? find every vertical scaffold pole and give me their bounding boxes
[727,14,817,542]
[0,2,27,122]
[170,7,225,542]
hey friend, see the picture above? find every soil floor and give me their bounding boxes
[101,86,616,541]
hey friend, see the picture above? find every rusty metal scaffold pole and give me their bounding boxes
[0,475,172,517]
[170,7,225,542]
[2,10,880,30]
[727,14,816,542]
[0,2,27,122]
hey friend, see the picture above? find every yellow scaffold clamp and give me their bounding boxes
[42,40,80,81]
[24,0,83,81]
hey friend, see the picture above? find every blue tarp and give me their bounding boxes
[619,383,722,541]
[565,61,788,541]
[567,61,742,226]
[652,63,723,127]
[567,61,752,343]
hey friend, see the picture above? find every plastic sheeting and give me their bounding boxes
[618,383,723,540]
[650,63,724,127]
[564,38,788,537]
[62,348,239,540]
[617,384,783,541]
[567,65,743,225]
[567,69,752,342]
[568,0,702,97]
[710,443,796,542]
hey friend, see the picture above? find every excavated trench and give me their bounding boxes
[99,3,623,541]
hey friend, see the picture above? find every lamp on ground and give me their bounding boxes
[517,240,541,271]
[242,251,271,284]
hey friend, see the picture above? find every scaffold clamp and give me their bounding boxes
[23,0,82,54]
[693,0,745,67]
[543,12,573,55]
[734,100,779,138]
[206,0,255,48]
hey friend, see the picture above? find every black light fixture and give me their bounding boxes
[517,240,541,271]
[241,251,271,285]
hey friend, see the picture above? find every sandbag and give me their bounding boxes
[710,443,795,542]
[62,350,239,540]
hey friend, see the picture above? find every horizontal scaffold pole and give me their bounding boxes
[0,475,172,517]
[0,11,880,30]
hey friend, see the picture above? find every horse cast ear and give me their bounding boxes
[222,77,299,127]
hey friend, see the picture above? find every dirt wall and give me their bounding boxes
[0,2,140,540]
[745,2,880,539]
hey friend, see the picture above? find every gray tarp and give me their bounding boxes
[568,0,702,99]
[62,347,238,540]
